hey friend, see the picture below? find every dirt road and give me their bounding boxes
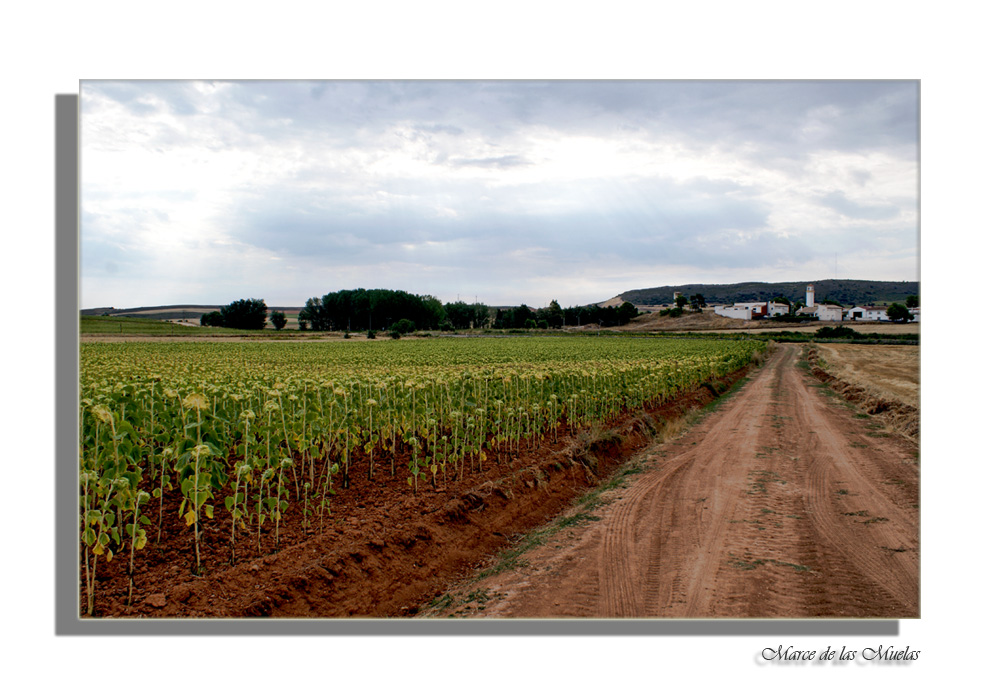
[428,344,919,618]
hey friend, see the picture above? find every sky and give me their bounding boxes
[80,80,919,309]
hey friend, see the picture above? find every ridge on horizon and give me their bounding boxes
[614,278,919,308]
[82,277,919,318]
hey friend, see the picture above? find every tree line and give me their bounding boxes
[202,291,641,333]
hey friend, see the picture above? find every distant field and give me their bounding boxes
[724,322,919,336]
[628,310,919,335]
[80,315,294,337]
[81,305,304,329]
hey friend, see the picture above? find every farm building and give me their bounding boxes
[847,306,889,322]
[713,302,768,320]
[800,304,844,322]
[713,305,753,320]
[767,301,790,316]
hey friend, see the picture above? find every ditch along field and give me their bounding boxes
[420,343,919,618]
[79,335,766,618]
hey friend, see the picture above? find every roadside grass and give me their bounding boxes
[701,372,754,415]
[475,510,604,580]
[424,588,504,615]
[472,456,651,582]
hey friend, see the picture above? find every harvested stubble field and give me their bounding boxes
[809,343,919,440]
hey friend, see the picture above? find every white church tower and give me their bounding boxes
[806,284,815,307]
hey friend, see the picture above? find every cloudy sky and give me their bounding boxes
[80,80,918,309]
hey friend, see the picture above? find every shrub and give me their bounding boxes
[390,318,416,335]
[815,325,859,339]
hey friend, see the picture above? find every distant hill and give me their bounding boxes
[81,305,304,321]
[618,279,919,308]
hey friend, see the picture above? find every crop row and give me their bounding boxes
[79,336,765,614]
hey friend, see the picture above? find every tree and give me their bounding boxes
[674,295,688,309]
[421,295,447,330]
[471,303,493,329]
[270,310,287,330]
[537,300,564,329]
[299,297,325,331]
[906,295,919,308]
[200,310,223,327]
[219,299,268,330]
[444,300,475,330]
[616,301,638,325]
[690,293,706,309]
[887,303,914,323]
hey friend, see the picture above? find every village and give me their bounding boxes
[709,283,920,323]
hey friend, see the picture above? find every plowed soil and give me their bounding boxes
[423,344,919,618]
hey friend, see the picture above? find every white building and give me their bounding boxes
[800,304,844,322]
[847,306,889,322]
[767,301,790,316]
[713,305,754,320]
[714,302,768,320]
